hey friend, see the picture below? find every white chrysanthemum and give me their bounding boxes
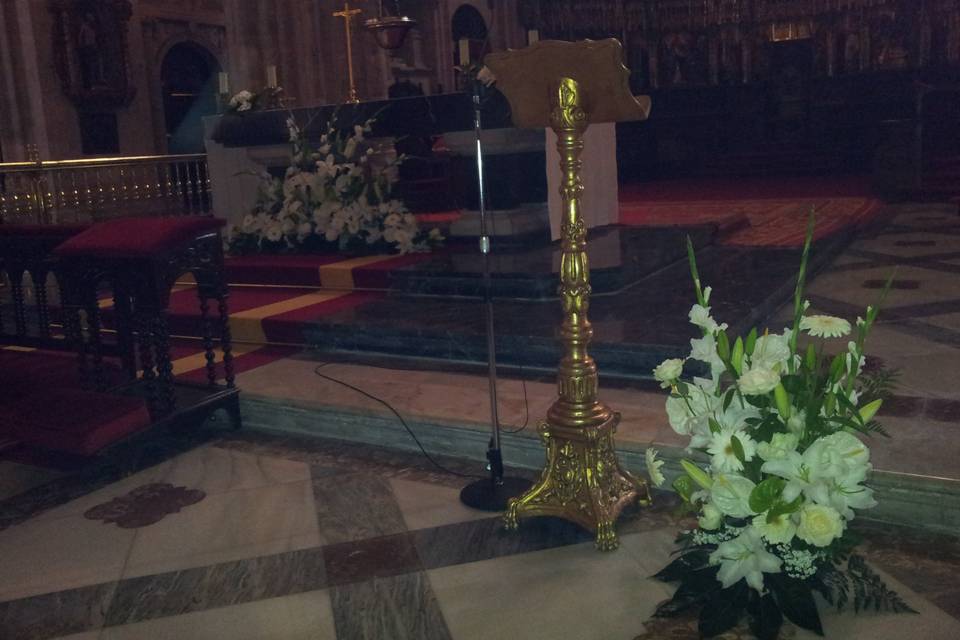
[264,222,284,242]
[800,315,852,338]
[653,358,684,388]
[645,447,666,488]
[707,428,757,473]
[752,512,797,545]
[709,527,782,592]
[738,366,780,396]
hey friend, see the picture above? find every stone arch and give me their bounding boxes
[159,40,221,153]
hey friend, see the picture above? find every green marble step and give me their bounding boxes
[241,393,960,537]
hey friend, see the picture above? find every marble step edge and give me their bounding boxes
[240,393,960,536]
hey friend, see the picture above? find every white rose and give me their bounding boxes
[653,358,684,387]
[738,367,780,396]
[796,504,844,547]
[698,503,722,530]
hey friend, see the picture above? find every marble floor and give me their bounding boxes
[1,431,959,640]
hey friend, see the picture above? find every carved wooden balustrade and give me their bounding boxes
[0,153,211,225]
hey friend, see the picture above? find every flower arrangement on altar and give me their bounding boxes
[225,87,284,113]
[647,221,915,638]
[228,113,441,255]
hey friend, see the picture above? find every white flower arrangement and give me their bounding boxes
[651,220,915,638]
[229,113,441,255]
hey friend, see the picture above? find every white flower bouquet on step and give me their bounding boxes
[228,111,442,255]
[649,219,915,639]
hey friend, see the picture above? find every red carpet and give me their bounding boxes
[617,175,881,247]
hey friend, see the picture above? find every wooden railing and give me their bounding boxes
[0,153,212,225]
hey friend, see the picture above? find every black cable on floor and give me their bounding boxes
[312,364,484,479]
[500,357,530,434]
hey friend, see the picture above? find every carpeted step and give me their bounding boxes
[224,253,435,289]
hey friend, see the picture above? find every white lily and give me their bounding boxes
[709,527,782,592]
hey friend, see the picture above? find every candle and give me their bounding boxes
[218,71,229,95]
[266,65,278,88]
[458,38,470,66]
[527,29,539,44]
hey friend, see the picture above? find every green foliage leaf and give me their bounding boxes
[699,581,748,638]
[745,327,758,356]
[730,435,747,464]
[858,398,883,424]
[774,383,791,419]
[732,337,745,375]
[769,574,825,636]
[708,417,723,435]
[767,494,804,523]
[653,549,711,582]
[654,566,722,619]
[748,593,784,640]
[717,330,731,362]
[829,353,846,382]
[805,343,818,372]
[722,388,736,412]
[846,555,918,614]
[681,459,713,490]
[749,477,786,514]
[672,475,695,503]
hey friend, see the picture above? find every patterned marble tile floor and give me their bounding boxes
[1,431,959,640]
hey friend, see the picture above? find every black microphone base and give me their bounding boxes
[459,476,533,512]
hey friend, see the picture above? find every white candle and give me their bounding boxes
[458,38,470,66]
[218,71,229,95]
[266,65,278,88]
[527,29,539,44]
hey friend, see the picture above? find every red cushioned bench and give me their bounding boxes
[53,216,241,430]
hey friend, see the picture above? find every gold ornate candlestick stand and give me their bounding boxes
[486,40,652,551]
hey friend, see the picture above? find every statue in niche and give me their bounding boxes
[77,11,106,88]
[50,0,135,109]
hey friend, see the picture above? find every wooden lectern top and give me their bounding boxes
[484,39,651,129]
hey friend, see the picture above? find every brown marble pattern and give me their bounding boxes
[330,572,453,640]
[84,483,205,529]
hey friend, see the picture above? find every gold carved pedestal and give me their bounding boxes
[486,40,652,551]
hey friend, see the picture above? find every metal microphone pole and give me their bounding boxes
[459,78,532,511]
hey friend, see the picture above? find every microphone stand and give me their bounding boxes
[459,78,532,511]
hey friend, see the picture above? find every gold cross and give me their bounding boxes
[333,2,363,103]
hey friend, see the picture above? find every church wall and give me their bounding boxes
[0,0,226,161]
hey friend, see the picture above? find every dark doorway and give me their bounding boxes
[161,42,219,154]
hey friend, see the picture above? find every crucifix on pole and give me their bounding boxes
[333,1,362,104]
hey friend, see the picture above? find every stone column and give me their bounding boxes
[0,0,50,159]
